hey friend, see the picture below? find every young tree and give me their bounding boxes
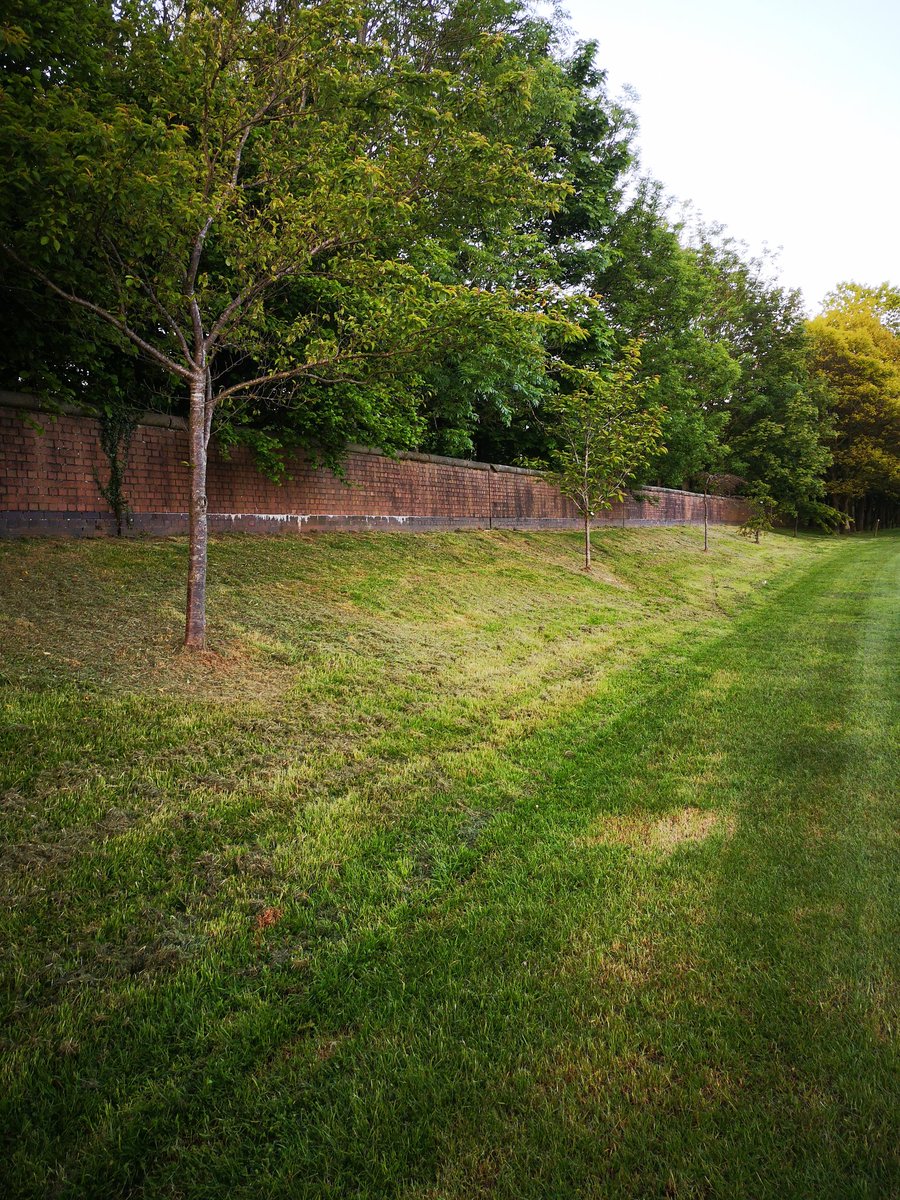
[539,343,663,570]
[740,482,776,544]
[1,0,571,647]
[696,471,744,552]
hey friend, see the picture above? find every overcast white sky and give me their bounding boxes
[556,0,900,313]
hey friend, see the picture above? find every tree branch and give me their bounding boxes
[212,345,405,406]
[101,236,193,363]
[2,243,194,381]
[204,237,341,348]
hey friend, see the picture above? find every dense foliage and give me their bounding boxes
[1,1,896,636]
[808,284,900,531]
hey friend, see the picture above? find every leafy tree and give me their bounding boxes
[537,343,663,570]
[808,283,900,530]
[1,0,574,647]
[0,0,177,414]
[729,397,835,531]
[415,37,637,463]
[823,281,900,335]
[594,183,738,488]
[596,202,834,526]
[692,233,833,526]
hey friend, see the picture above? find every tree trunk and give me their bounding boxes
[703,487,708,552]
[184,371,210,649]
[584,512,591,571]
[794,515,799,537]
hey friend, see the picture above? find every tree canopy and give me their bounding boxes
[808,284,900,530]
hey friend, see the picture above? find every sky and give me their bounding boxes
[556,0,900,313]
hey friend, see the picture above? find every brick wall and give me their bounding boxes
[0,397,749,537]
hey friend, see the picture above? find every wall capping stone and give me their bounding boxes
[0,389,187,431]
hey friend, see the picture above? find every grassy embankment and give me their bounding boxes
[1,527,897,1198]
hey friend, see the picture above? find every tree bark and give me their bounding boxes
[584,512,591,571]
[184,371,210,649]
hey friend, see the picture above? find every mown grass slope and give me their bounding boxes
[1,527,897,1198]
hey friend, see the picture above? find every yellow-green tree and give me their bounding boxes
[808,284,900,530]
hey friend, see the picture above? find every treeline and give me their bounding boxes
[0,2,897,635]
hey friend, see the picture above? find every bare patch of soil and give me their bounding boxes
[588,806,735,854]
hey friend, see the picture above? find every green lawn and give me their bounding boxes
[1,527,897,1198]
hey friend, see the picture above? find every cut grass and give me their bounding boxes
[0,527,897,1198]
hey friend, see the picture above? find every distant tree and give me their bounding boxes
[1,0,574,647]
[822,281,900,335]
[690,234,833,527]
[730,396,835,531]
[417,38,637,463]
[808,283,900,530]
[539,343,663,570]
[594,183,738,488]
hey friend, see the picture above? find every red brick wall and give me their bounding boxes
[0,401,749,536]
